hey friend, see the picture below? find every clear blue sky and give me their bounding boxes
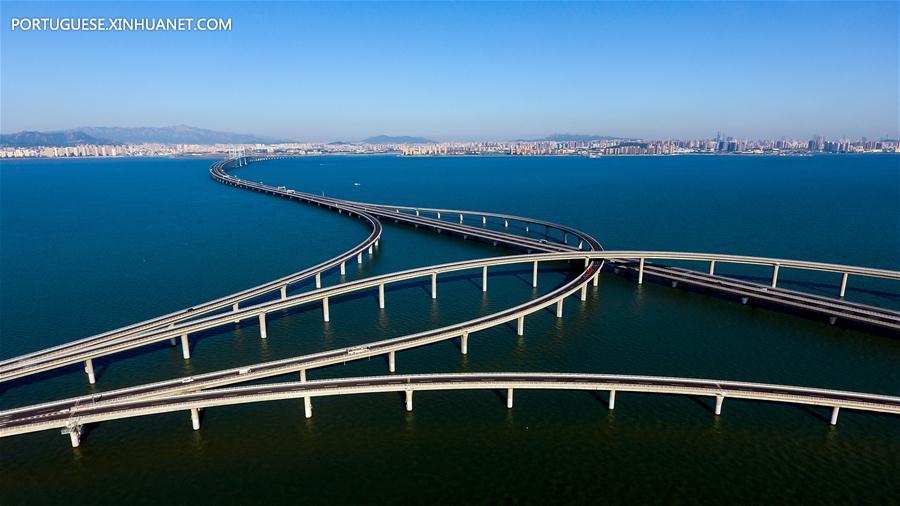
[1,1,897,141]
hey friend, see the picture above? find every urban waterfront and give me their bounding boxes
[1,155,898,504]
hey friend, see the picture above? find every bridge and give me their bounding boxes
[3,373,899,448]
[0,155,897,448]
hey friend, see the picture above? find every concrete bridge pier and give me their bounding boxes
[593,271,600,287]
[436,211,441,219]
[357,253,363,264]
[190,408,200,430]
[280,285,287,300]
[459,214,464,223]
[300,369,313,418]
[232,302,240,323]
[504,219,509,228]
[563,232,568,244]
[532,260,539,288]
[258,313,267,338]
[556,298,564,318]
[709,260,716,275]
[315,273,322,289]
[771,264,780,288]
[830,406,840,425]
[715,395,724,416]
[608,390,616,410]
[461,332,468,355]
[379,284,385,309]
[431,273,437,299]
[322,297,330,322]
[68,427,82,448]
[482,216,487,225]
[580,283,588,301]
[169,337,177,346]
[839,272,849,298]
[482,266,488,292]
[525,225,530,233]
[368,245,374,255]
[180,334,190,359]
[507,388,514,409]
[340,261,346,275]
[405,390,413,411]
[389,351,396,373]
[517,316,525,336]
[84,359,96,384]
[638,258,646,284]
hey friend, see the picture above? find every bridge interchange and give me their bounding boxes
[1,155,898,447]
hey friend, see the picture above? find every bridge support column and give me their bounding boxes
[532,261,539,288]
[388,351,396,372]
[482,266,488,292]
[69,428,81,448]
[525,225,530,233]
[180,334,190,359]
[84,359,96,385]
[638,258,645,284]
[580,283,588,301]
[379,283,385,309]
[830,406,840,425]
[322,297,330,322]
[715,395,724,416]
[709,260,716,276]
[170,337,177,346]
[357,253,363,264]
[190,408,200,430]
[578,240,583,249]
[340,262,346,276]
[415,209,420,216]
[482,216,487,225]
[232,302,240,322]
[507,388,514,409]
[316,273,322,289]
[517,316,524,336]
[771,264,780,288]
[593,271,600,287]
[504,219,509,228]
[556,298,564,318]
[459,214,464,223]
[431,273,437,299]
[608,390,616,410]
[461,332,468,355]
[436,211,441,219]
[563,232,568,244]
[405,390,413,411]
[258,313,267,339]
[839,272,848,298]
[368,245,374,255]
[299,369,312,418]
[280,285,287,300]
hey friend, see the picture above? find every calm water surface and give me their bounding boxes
[1,155,898,504]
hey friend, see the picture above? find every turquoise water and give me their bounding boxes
[1,155,898,504]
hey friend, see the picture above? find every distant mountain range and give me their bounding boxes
[0,130,118,147]
[1,125,292,147]
[362,135,436,144]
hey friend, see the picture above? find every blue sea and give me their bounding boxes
[1,154,898,504]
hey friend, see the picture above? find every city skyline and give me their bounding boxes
[2,1,898,140]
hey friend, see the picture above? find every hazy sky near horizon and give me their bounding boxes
[1,1,898,141]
